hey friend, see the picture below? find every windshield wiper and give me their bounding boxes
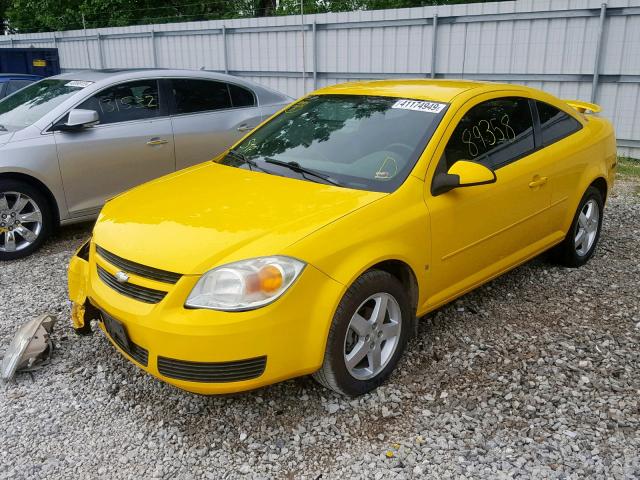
[264,158,341,186]
[225,149,271,174]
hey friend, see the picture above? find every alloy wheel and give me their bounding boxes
[574,199,599,257]
[343,292,402,381]
[0,192,43,253]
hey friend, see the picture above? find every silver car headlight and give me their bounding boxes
[185,256,306,311]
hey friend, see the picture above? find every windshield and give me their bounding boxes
[0,79,91,132]
[220,94,447,192]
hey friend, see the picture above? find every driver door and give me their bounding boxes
[425,94,555,308]
[54,79,175,218]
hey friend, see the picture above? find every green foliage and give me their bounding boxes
[0,0,9,33]
[278,0,489,15]
[617,157,640,178]
[2,0,500,33]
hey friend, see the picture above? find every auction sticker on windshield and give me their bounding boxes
[392,99,446,113]
[65,81,93,88]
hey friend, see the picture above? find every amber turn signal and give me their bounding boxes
[259,265,284,293]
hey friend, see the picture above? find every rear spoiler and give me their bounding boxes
[563,99,601,114]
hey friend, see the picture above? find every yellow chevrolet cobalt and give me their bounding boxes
[68,80,616,396]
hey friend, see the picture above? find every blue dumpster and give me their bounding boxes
[0,48,60,77]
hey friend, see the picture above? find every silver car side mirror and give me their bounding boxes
[60,109,100,131]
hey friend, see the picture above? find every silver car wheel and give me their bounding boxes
[343,292,402,381]
[0,192,43,253]
[574,199,599,257]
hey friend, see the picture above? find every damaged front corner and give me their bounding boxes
[68,255,93,334]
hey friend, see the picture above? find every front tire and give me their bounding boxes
[552,186,604,268]
[313,270,411,396]
[0,179,52,261]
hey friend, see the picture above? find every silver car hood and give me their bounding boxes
[0,131,15,147]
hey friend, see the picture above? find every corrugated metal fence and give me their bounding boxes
[2,0,640,157]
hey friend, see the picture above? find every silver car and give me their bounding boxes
[0,69,292,260]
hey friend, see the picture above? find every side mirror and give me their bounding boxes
[432,160,496,196]
[55,109,100,131]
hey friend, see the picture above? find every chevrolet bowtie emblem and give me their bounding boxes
[115,271,130,283]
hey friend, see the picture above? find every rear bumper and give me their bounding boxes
[68,245,344,394]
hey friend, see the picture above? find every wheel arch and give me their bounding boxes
[357,258,422,339]
[366,259,419,313]
[0,172,61,227]
[589,176,608,202]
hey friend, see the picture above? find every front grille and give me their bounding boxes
[157,356,267,383]
[101,312,149,366]
[97,265,167,304]
[96,245,182,284]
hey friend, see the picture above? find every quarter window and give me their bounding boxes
[536,101,582,146]
[77,80,161,125]
[229,83,255,108]
[171,79,232,114]
[443,97,535,171]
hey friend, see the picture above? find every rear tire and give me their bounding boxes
[0,179,52,261]
[313,270,412,396]
[552,186,603,268]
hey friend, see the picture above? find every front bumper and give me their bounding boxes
[68,244,344,394]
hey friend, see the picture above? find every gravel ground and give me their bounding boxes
[1,174,639,479]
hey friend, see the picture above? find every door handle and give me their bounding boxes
[237,124,253,133]
[146,137,168,146]
[528,176,548,188]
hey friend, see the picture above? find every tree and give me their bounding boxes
[5,0,256,33]
[276,0,496,15]
[4,0,503,33]
[0,0,9,34]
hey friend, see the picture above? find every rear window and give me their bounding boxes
[172,79,232,114]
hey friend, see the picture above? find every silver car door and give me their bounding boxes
[169,79,262,170]
[54,79,175,217]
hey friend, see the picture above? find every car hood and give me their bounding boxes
[94,162,385,275]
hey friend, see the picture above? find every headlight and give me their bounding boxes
[185,256,306,311]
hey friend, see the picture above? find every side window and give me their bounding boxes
[229,83,255,108]
[443,97,535,170]
[77,80,161,125]
[536,101,582,146]
[6,80,33,95]
[171,79,231,114]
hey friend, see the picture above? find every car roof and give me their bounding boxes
[313,79,528,103]
[52,68,265,85]
[49,69,292,103]
[26,68,292,131]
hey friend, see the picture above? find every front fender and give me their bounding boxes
[0,132,69,221]
[285,177,430,311]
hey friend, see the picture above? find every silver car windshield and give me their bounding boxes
[0,79,91,132]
